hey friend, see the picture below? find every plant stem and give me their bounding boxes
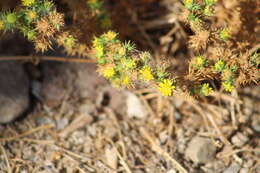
[0,56,96,63]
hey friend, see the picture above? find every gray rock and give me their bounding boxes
[167,169,177,173]
[35,116,54,126]
[0,62,29,123]
[231,132,249,147]
[185,136,217,164]
[239,168,249,173]
[251,115,260,132]
[40,62,107,107]
[223,163,241,173]
[126,92,148,119]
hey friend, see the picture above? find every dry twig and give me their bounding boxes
[140,127,188,173]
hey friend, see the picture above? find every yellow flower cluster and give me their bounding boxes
[93,31,176,96]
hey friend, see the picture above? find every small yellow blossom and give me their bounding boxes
[27,10,37,20]
[103,31,117,41]
[192,56,208,69]
[92,37,100,47]
[200,83,213,96]
[158,79,175,96]
[219,28,231,41]
[0,20,4,30]
[121,76,131,86]
[102,66,115,79]
[118,47,126,56]
[222,81,234,92]
[21,0,35,6]
[139,66,154,81]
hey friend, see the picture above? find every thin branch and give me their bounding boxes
[0,56,96,63]
[140,127,188,173]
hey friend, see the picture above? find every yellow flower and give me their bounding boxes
[121,76,131,87]
[92,37,100,47]
[103,31,117,41]
[219,28,231,41]
[27,10,37,20]
[222,81,234,92]
[200,83,213,96]
[102,66,115,79]
[21,0,35,6]
[0,20,4,30]
[118,47,126,56]
[139,66,154,81]
[158,79,175,96]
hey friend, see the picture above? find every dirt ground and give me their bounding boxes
[0,61,259,173]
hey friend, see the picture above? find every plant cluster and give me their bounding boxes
[0,0,259,97]
[92,31,176,96]
[182,0,259,95]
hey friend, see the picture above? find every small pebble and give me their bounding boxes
[185,136,217,164]
[126,92,148,119]
[36,116,54,126]
[223,163,241,173]
[251,115,260,132]
[167,169,177,173]
[56,118,69,130]
[231,132,249,147]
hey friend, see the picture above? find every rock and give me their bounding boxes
[185,136,217,164]
[56,118,69,130]
[40,62,107,108]
[223,163,241,173]
[251,115,260,132]
[0,62,30,123]
[167,169,177,173]
[126,92,148,119]
[40,62,69,108]
[79,103,96,115]
[35,116,54,126]
[239,168,249,173]
[231,132,249,147]
[104,146,118,170]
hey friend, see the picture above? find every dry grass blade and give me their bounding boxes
[0,124,54,142]
[106,139,133,173]
[0,145,12,173]
[139,127,188,173]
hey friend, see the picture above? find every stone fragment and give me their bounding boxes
[185,136,217,164]
[126,92,148,119]
[223,163,241,173]
[231,132,249,147]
